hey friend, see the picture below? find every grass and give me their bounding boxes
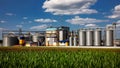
[0,47,120,68]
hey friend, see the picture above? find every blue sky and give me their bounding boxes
[0,0,120,39]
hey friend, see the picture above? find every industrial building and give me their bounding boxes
[1,25,120,47]
[58,26,69,46]
[2,29,45,46]
[45,27,59,46]
[45,26,69,46]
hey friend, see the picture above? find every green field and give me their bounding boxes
[0,47,120,68]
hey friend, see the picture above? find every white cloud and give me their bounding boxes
[66,16,109,25]
[85,24,98,27]
[0,20,6,23]
[5,13,15,16]
[23,17,28,19]
[30,24,48,30]
[108,4,120,19]
[16,25,23,28]
[42,0,97,15]
[34,18,57,23]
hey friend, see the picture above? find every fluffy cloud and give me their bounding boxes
[85,24,98,27]
[34,18,57,23]
[30,24,48,30]
[108,4,120,19]
[0,20,6,23]
[5,13,15,16]
[66,16,109,25]
[23,17,28,19]
[42,0,97,15]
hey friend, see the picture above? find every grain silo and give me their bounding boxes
[69,31,73,46]
[105,26,114,46]
[69,36,72,46]
[73,31,78,46]
[86,29,94,46]
[79,29,86,46]
[94,28,102,46]
[3,33,19,46]
[73,36,77,46]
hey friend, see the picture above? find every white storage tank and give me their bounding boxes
[105,27,114,46]
[33,33,45,46]
[69,31,73,46]
[58,26,69,44]
[73,36,77,46]
[79,29,86,46]
[86,29,94,46]
[73,31,77,46]
[59,30,64,41]
[94,28,102,46]
[33,33,40,42]
[69,37,72,46]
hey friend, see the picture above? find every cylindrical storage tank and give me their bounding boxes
[94,28,102,46]
[105,28,113,46]
[73,36,77,46]
[79,29,86,46]
[59,30,63,41]
[33,35,38,42]
[3,35,19,46]
[86,29,94,46]
[33,33,42,42]
[33,33,45,46]
[69,37,72,46]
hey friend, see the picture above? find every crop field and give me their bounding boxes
[0,47,120,68]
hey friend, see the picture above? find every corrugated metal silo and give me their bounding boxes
[86,29,94,46]
[94,28,102,46]
[105,27,114,46]
[79,29,86,46]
